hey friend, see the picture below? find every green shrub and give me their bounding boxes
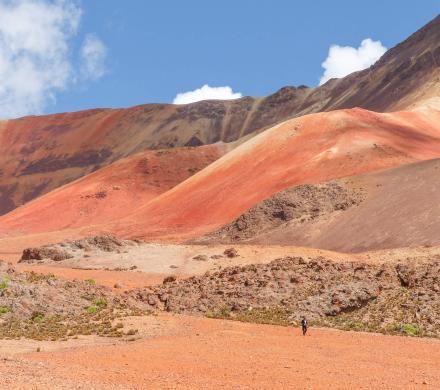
[85,279,96,285]
[31,312,45,322]
[86,306,98,314]
[94,298,107,308]
[0,306,10,315]
[402,323,420,336]
[0,277,9,289]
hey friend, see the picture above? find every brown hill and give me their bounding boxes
[201,158,440,252]
[1,15,439,216]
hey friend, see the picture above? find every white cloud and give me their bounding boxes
[0,0,107,119]
[173,84,242,104]
[319,38,387,86]
[80,33,107,80]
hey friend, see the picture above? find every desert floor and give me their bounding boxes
[1,313,439,390]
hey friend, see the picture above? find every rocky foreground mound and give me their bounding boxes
[0,261,146,340]
[20,235,141,263]
[198,181,365,243]
[200,158,440,252]
[133,255,440,337]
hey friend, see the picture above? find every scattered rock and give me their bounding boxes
[20,247,73,262]
[223,248,238,258]
[193,255,209,261]
[163,276,177,284]
[19,235,141,264]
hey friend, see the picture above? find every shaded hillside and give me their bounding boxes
[1,15,439,216]
[202,158,440,252]
[0,144,226,233]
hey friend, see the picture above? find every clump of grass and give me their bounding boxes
[402,323,420,336]
[26,272,56,283]
[85,279,96,285]
[31,312,45,322]
[0,277,10,289]
[94,298,107,308]
[85,306,98,314]
[0,306,10,315]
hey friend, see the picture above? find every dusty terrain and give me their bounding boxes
[1,314,440,390]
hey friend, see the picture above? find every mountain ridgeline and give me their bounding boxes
[0,15,439,216]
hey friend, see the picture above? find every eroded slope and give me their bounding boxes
[0,144,226,234]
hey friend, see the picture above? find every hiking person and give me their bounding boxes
[301,317,308,335]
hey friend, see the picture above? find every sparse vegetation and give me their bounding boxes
[26,271,56,283]
[402,323,421,336]
[0,305,147,341]
[0,306,10,315]
[86,306,98,314]
[0,277,9,289]
[31,312,45,322]
[0,264,149,341]
[207,307,291,326]
[94,297,107,308]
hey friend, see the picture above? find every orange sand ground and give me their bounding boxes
[1,314,439,390]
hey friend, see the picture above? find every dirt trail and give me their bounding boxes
[1,314,439,389]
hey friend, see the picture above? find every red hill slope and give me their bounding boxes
[1,15,439,216]
[0,145,226,234]
[1,107,440,244]
[103,107,440,241]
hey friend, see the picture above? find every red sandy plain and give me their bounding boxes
[1,314,439,389]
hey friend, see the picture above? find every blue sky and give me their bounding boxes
[0,0,439,117]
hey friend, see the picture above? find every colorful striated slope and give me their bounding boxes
[0,103,254,215]
[0,144,227,235]
[102,106,440,241]
[1,15,439,216]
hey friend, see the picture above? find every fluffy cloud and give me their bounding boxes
[319,38,387,85]
[80,33,107,80]
[173,84,242,104]
[0,0,107,119]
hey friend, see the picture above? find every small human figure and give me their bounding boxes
[301,317,308,336]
